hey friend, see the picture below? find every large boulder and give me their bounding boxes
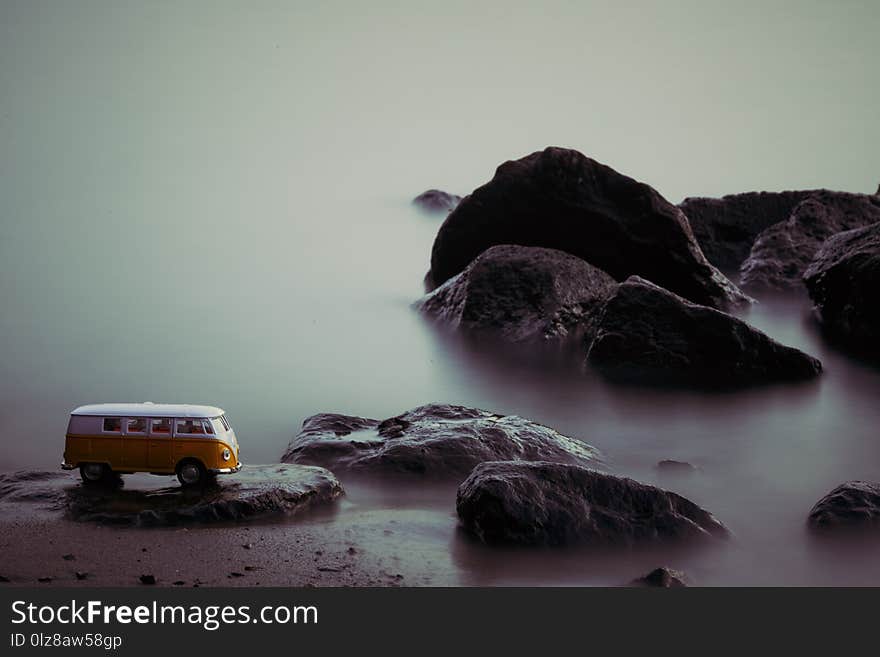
[456,461,729,546]
[739,192,880,293]
[803,222,880,360]
[807,481,880,532]
[0,465,343,526]
[428,147,748,310]
[679,190,820,271]
[282,403,602,478]
[585,276,822,386]
[416,244,616,345]
[412,189,462,213]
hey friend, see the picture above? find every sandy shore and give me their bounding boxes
[0,492,460,588]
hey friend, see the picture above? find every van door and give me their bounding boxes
[147,418,174,471]
[122,417,148,470]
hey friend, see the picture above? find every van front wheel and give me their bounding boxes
[176,459,207,487]
[80,463,109,484]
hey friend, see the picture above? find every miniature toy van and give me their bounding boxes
[62,403,241,486]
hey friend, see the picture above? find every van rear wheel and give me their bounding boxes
[176,459,207,487]
[80,463,109,484]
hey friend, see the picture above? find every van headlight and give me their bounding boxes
[222,448,231,461]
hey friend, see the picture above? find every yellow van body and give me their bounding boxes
[62,403,241,482]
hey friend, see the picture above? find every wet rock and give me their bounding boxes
[456,461,729,546]
[803,222,880,361]
[740,192,880,293]
[283,403,602,478]
[808,481,880,532]
[139,574,156,585]
[413,189,462,213]
[416,245,616,345]
[586,277,822,387]
[679,190,821,271]
[428,147,748,310]
[656,460,697,474]
[0,465,343,527]
[630,567,689,587]
[0,470,72,509]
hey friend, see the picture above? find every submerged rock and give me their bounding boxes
[679,190,820,271]
[656,460,698,474]
[0,465,343,526]
[586,277,822,387]
[413,189,462,213]
[282,403,601,478]
[808,481,880,532]
[803,222,880,360]
[630,567,689,587]
[428,147,747,310]
[456,461,729,546]
[740,192,880,293]
[416,245,616,345]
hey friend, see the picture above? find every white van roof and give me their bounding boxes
[71,403,225,418]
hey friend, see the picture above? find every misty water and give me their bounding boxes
[3,1,880,586]
[4,191,880,585]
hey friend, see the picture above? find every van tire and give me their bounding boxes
[80,463,110,484]
[176,459,207,487]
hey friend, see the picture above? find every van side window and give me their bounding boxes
[103,418,121,433]
[175,419,206,435]
[127,418,147,434]
[151,418,172,436]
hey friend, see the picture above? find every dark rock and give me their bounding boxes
[0,575,10,583]
[416,245,616,345]
[283,403,601,478]
[428,147,748,310]
[803,222,880,360]
[808,481,880,532]
[38,577,52,583]
[456,461,729,546]
[413,189,462,213]
[0,465,343,527]
[656,460,697,473]
[62,553,75,561]
[630,567,688,587]
[75,572,88,580]
[586,277,822,387]
[139,574,156,585]
[679,190,821,271]
[740,192,880,293]
[173,580,185,586]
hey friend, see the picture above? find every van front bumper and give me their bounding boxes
[210,463,242,475]
[61,462,76,471]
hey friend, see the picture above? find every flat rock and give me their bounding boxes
[456,461,729,546]
[679,190,821,271]
[740,192,880,293]
[586,276,822,387]
[416,244,616,345]
[412,189,462,213]
[808,481,880,532]
[282,403,601,478]
[803,222,880,360]
[0,465,343,526]
[428,147,747,310]
[630,567,689,587]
